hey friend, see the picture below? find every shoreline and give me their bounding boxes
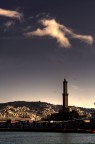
[0,128,94,133]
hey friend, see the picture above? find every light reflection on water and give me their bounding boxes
[0,132,95,144]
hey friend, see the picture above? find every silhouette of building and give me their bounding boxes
[63,79,68,108]
[48,79,79,121]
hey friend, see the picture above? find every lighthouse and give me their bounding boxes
[62,79,68,110]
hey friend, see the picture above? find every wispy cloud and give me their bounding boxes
[25,19,93,48]
[3,21,15,32]
[0,8,23,21]
[71,34,93,45]
[4,21,15,28]
[71,85,84,91]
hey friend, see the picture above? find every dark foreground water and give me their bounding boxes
[0,132,95,144]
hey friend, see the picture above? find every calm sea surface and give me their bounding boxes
[0,132,95,144]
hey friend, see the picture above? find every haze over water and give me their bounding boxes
[0,132,95,144]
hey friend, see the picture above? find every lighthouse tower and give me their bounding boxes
[62,79,69,110]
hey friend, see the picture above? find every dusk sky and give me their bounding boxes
[0,0,95,108]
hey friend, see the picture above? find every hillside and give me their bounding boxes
[0,101,95,121]
[0,101,61,121]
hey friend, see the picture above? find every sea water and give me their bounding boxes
[0,132,95,144]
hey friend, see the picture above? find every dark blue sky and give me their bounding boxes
[0,0,95,108]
